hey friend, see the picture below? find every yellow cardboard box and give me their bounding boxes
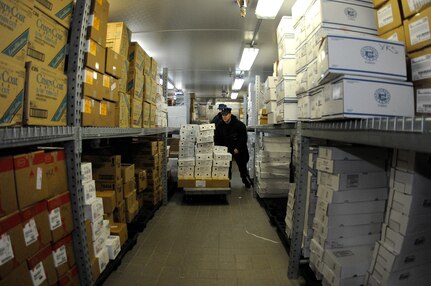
[144,52,151,76]
[82,68,103,101]
[377,0,402,36]
[404,6,431,52]
[0,0,34,62]
[401,0,431,18]
[142,101,150,128]
[87,0,109,47]
[118,58,129,92]
[144,74,152,103]
[380,25,405,43]
[131,97,143,128]
[0,56,25,127]
[99,99,116,127]
[151,57,158,79]
[116,92,131,128]
[151,78,157,103]
[85,39,106,73]
[150,103,156,126]
[102,75,119,102]
[127,67,144,100]
[128,42,146,73]
[82,96,99,126]
[105,48,124,79]
[34,0,74,29]
[24,62,67,126]
[106,22,130,59]
[27,9,68,73]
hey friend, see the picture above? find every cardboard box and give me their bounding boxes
[96,179,124,207]
[106,235,121,260]
[142,101,151,127]
[121,164,135,183]
[116,92,131,128]
[150,103,156,126]
[371,257,431,285]
[0,212,27,278]
[322,75,414,119]
[106,22,130,59]
[124,189,137,211]
[81,96,99,127]
[318,199,386,216]
[90,216,103,241]
[102,75,119,102]
[377,0,402,36]
[27,8,68,72]
[317,185,388,204]
[24,62,68,126]
[316,157,384,174]
[404,6,431,52]
[102,220,110,241]
[388,208,431,235]
[382,224,431,253]
[401,0,431,18]
[380,25,406,42]
[82,68,103,101]
[0,56,25,127]
[392,167,431,195]
[0,0,34,62]
[177,179,230,188]
[128,42,146,73]
[44,150,68,198]
[26,245,57,286]
[103,212,114,224]
[318,35,407,84]
[409,46,431,84]
[84,39,105,73]
[144,75,152,103]
[151,57,158,79]
[82,180,97,205]
[47,192,73,242]
[0,262,32,286]
[51,234,75,277]
[87,0,109,47]
[125,201,138,223]
[34,0,73,30]
[0,157,18,217]
[84,155,121,182]
[127,68,145,101]
[57,265,79,286]
[131,97,143,128]
[13,151,49,209]
[151,78,157,103]
[20,201,51,258]
[96,191,116,214]
[110,223,127,246]
[113,200,126,223]
[92,229,106,256]
[105,48,124,79]
[118,57,129,92]
[99,99,116,127]
[84,197,104,222]
[96,246,109,273]
[392,189,431,216]
[136,169,148,192]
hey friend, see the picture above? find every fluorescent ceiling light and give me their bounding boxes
[231,92,239,99]
[239,48,259,71]
[232,78,245,90]
[255,0,284,19]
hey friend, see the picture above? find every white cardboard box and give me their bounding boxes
[393,149,431,173]
[82,179,97,205]
[382,225,431,254]
[178,158,195,167]
[91,216,104,241]
[296,69,308,93]
[198,123,215,131]
[195,159,213,167]
[97,246,109,273]
[81,162,93,183]
[392,189,431,216]
[324,245,374,279]
[316,157,384,174]
[317,231,380,249]
[316,222,381,240]
[196,153,212,161]
[197,136,214,144]
[318,35,407,84]
[376,241,431,272]
[276,77,297,99]
[106,235,121,260]
[319,199,386,216]
[318,171,388,190]
[318,146,387,161]
[196,130,214,137]
[214,153,232,161]
[317,185,388,204]
[277,56,296,81]
[392,168,431,196]
[93,232,107,258]
[388,208,431,236]
[278,34,296,59]
[314,212,385,229]
[213,146,228,153]
[371,259,431,286]
[85,197,104,221]
[323,76,414,118]
[213,160,230,167]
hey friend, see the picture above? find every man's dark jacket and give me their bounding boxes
[211,112,222,125]
[214,114,249,161]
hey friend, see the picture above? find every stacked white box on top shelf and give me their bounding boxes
[256,136,292,197]
[310,146,389,285]
[178,124,198,178]
[276,16,298,122]
[366,150,431,286]
[81,164,113,273]
[264,76,278,124]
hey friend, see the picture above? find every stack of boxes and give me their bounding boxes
[0,0,72,127]
[309,146,389,285]
[121,164,139,223]
[374,0,431,115]
[81,160,122,281]
[255,136,292,197]
[258,108,268,125]
[366,150,431,285]
[264,76,278,124]
[132,141,163,206]
[0,150,77,285]
[275,16,298,122]
[177,124,231,188]
[291,0,414,120]
[155,92,168,127]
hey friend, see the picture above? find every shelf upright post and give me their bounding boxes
[288,122,310,279]
[162,68,169,205]
[65,0,93,284]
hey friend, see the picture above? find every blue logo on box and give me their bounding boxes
[361,46,379,62]
[374,89,391,105]
[344,8,357,20]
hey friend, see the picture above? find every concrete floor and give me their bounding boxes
[105,166,302,286]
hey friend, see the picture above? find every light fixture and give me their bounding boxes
[255,0,284,19]
[231,92,239,99]
[239,47,259,71]
[232,78,245,90]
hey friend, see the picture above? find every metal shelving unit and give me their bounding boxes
[0,126,77,148]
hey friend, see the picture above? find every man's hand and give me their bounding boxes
[234,148,239,155]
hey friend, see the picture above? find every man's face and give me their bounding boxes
[222,112,232,123]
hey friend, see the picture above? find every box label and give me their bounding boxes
[409,17,431,46]
[195,180,206,188]
[346,174,359,188]
[49,207,62,230]
[408,0,431,11]
[417,88,431,113]
[30,261,47,286]
[378,4,393,28]
[100,102,107,116]
[412,54,431,80]
[82,98,92,114]
[53,245,68,267]
[0,234,14,265]
[23,218,39,246]
[36,167,43,190]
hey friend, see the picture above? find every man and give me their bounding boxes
[214,107,253,188]
[210,103,227,125]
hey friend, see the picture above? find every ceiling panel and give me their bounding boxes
[108,0,294,99]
